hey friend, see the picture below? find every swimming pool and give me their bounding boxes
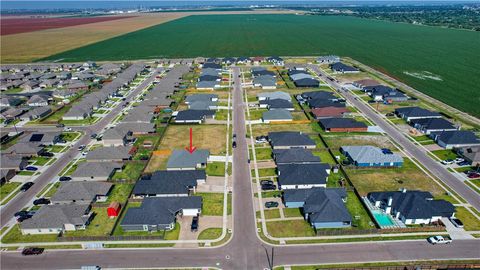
[372,210,395,227]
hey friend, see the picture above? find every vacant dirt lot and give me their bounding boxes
[159,124,227,155]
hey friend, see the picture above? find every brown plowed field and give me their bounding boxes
[1,16,135,35]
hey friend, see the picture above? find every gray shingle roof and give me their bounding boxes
[71,162,122,178]
[262,110,293,121]
[175,110,215,121]
[319,118,367,129]
[257,91,291,101]
[395,107,441,118]
[21,204,91,229]
[133,170,206,196]
[51,182,113,203]
[273,149,320,164]
[86,146,132,161]
[341,145,403,164]
[268,131,316,148]
[410,118,455,130]
[278,163,329,187]
[432,130,480,145]
[121,196,202,227]
[166,149,210,169]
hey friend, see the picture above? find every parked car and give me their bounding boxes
[22,247,44,256]
[56,124,65,128]
[381,148,393,154]
[25,166,38,171]
[39,152,54,157]
[264,201,279,208]
[191,216,199,232]
[78,145,86,151]
[385,112,395,117]
[59,176,72,182]
[90,133,97,139]
[449,218,464,228]
[427,235,452,245]
[233,134,237,139]
[232,141,237,148]
[261,184,276,191]
[14,211,29,218]
[467,172,480,179]
[454,158,465,163]
[260,180,274,186]
[441,159,454,165]
[63,127,72,132]
[457,161,471,166]
[20,182,34,192]
[255,136,268,144]
[33,198,50,206]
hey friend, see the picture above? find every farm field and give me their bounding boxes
[0,16,135,35]
[42,15,480,116]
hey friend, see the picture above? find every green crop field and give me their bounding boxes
[42,15,480,116]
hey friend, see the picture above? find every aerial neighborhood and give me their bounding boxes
[1,54,479,258]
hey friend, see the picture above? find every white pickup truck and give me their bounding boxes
[427,235,452,245]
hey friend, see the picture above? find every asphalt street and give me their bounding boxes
[0,70,159,228]
[1,67,478,270]
[308,65,480,212]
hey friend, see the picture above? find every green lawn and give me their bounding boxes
[345,191,375,229]
[45,145,68,153]
[111,161,145,181]
[215,109,230,121]
[197,192,226,216]
[1,225,58,243]
[43,182,61,198]
[266,220,316,237]
[311,150,335,164]
[455,207,480,231]
[430,149,458,160]
[60,132,81,142]
[29,156,52,166]
[197,227,222,240]
[254,147,273,160]
[0,182,21,203]
[205,162,226,176]
[283,208,303,218]
[63,208,116,237]
[260,209,281,219]
[106,184,134,204]
[41,15,480,117]
[253,168,277,178]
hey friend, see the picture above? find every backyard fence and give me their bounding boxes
[315,224,445,236]
[58,233,165,242]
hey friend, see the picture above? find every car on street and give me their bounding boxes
[56,124,65,128]
[25,166,38,171]
[449,218,464,228]
[233,134,237,139]
[261,184,276,191]
[78,145,86,151]
[64,127,72,132]
[191,216,199,232]
[20,182,34,192]
[264,201,279,208]
[427,235,452,245]
[22,247,44,256]
[232,141,237,148]
[260,180,274,186]
[14,211,29,218]
[33,198,50,205]
[441,159,454,165]
[90,133,97,139]
[59,176,72,182]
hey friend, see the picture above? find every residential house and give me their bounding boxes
[253,76,277,89]
[283,187,351,229]
[132,170,206,198]
[319,118,368,132]
[257,91,291,101]
[317,55,340,64]
[115,122,156,135]
[102,128,131,146]
[352,79,381,89]
[50,182,113,204]
[277,163,330,190]
[367,189,455,225]
[71,162,122,181]
[174,110,215,124]
[455,146,480,166]
[268,131,316,149]
[0,155,28,171]
[86,146,133,162]
[259,99,294,111]
[395,107,442,123]
[273,148,321,165]
[166,149,210,171]
[120,196,202,231]
[429,130,480,149]
[20,107,52,121]
[262,110,293,123]
[267,56,284,66]
[62,107,90,120]
[19,131,61,145]
[410,118,457,135]
[20,204,93,234]
[311,107,349,119]
[329,62,359,73]
[340,145,404,167]
[4,143,44,157]
[1,169,16,184]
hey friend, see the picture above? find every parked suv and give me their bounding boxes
[22,247,44,256]
[33,198,50,205]
[261,184,276,191]
[260,180,274,186]
[191,216,199,232]
[265,201,279,208]
[20,182,34,192]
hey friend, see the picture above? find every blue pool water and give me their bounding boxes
[372,210,395,227]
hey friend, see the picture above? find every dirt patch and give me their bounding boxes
[323,134,395,150]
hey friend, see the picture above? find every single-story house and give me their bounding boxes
[62,106,90,120]
[174,110,215,124]
[367,189,455,225]
[394,107,442,122]
[4,143,44,157]
[410,118,457,135]
[273,148,321,165]
[311,107,349,119]
[0,154,28,170]
[132,170,206,198]
[26,95,49,107]
[166,149,210,171]
[253,76,277,89]
[329,62,359,73]
[20,107,52,121]
[352,79,380,89]
[307,99,345,109]
[294,78,319,88]
[86,146,133,162]
[19,131,62,145]
[262,110,293,123]
[257,91,291,101]
[267,56,284,66]
[277,163,330,190]
[116,122,156,135]
[318,118,368,132]
[259,99,294,111]
[20,204,93,235]
[283,187,351,229]
[71,162,123,181]
[429,130,480,149]
[341,145,403,167]
[120,196,202,232]
[317,55,340,64]
[455,146,480,166]
[50,182,113,204]
[300,91,337,101]
[102,128,131,147]
[196,80,221,90]
[268,131,316,149]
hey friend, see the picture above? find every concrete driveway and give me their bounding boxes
[175,215,224,248]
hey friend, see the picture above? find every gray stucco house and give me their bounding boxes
[166,149,210,170]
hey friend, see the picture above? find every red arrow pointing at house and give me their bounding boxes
[185,127,196,154]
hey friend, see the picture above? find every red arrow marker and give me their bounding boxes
[185,127,196,154]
